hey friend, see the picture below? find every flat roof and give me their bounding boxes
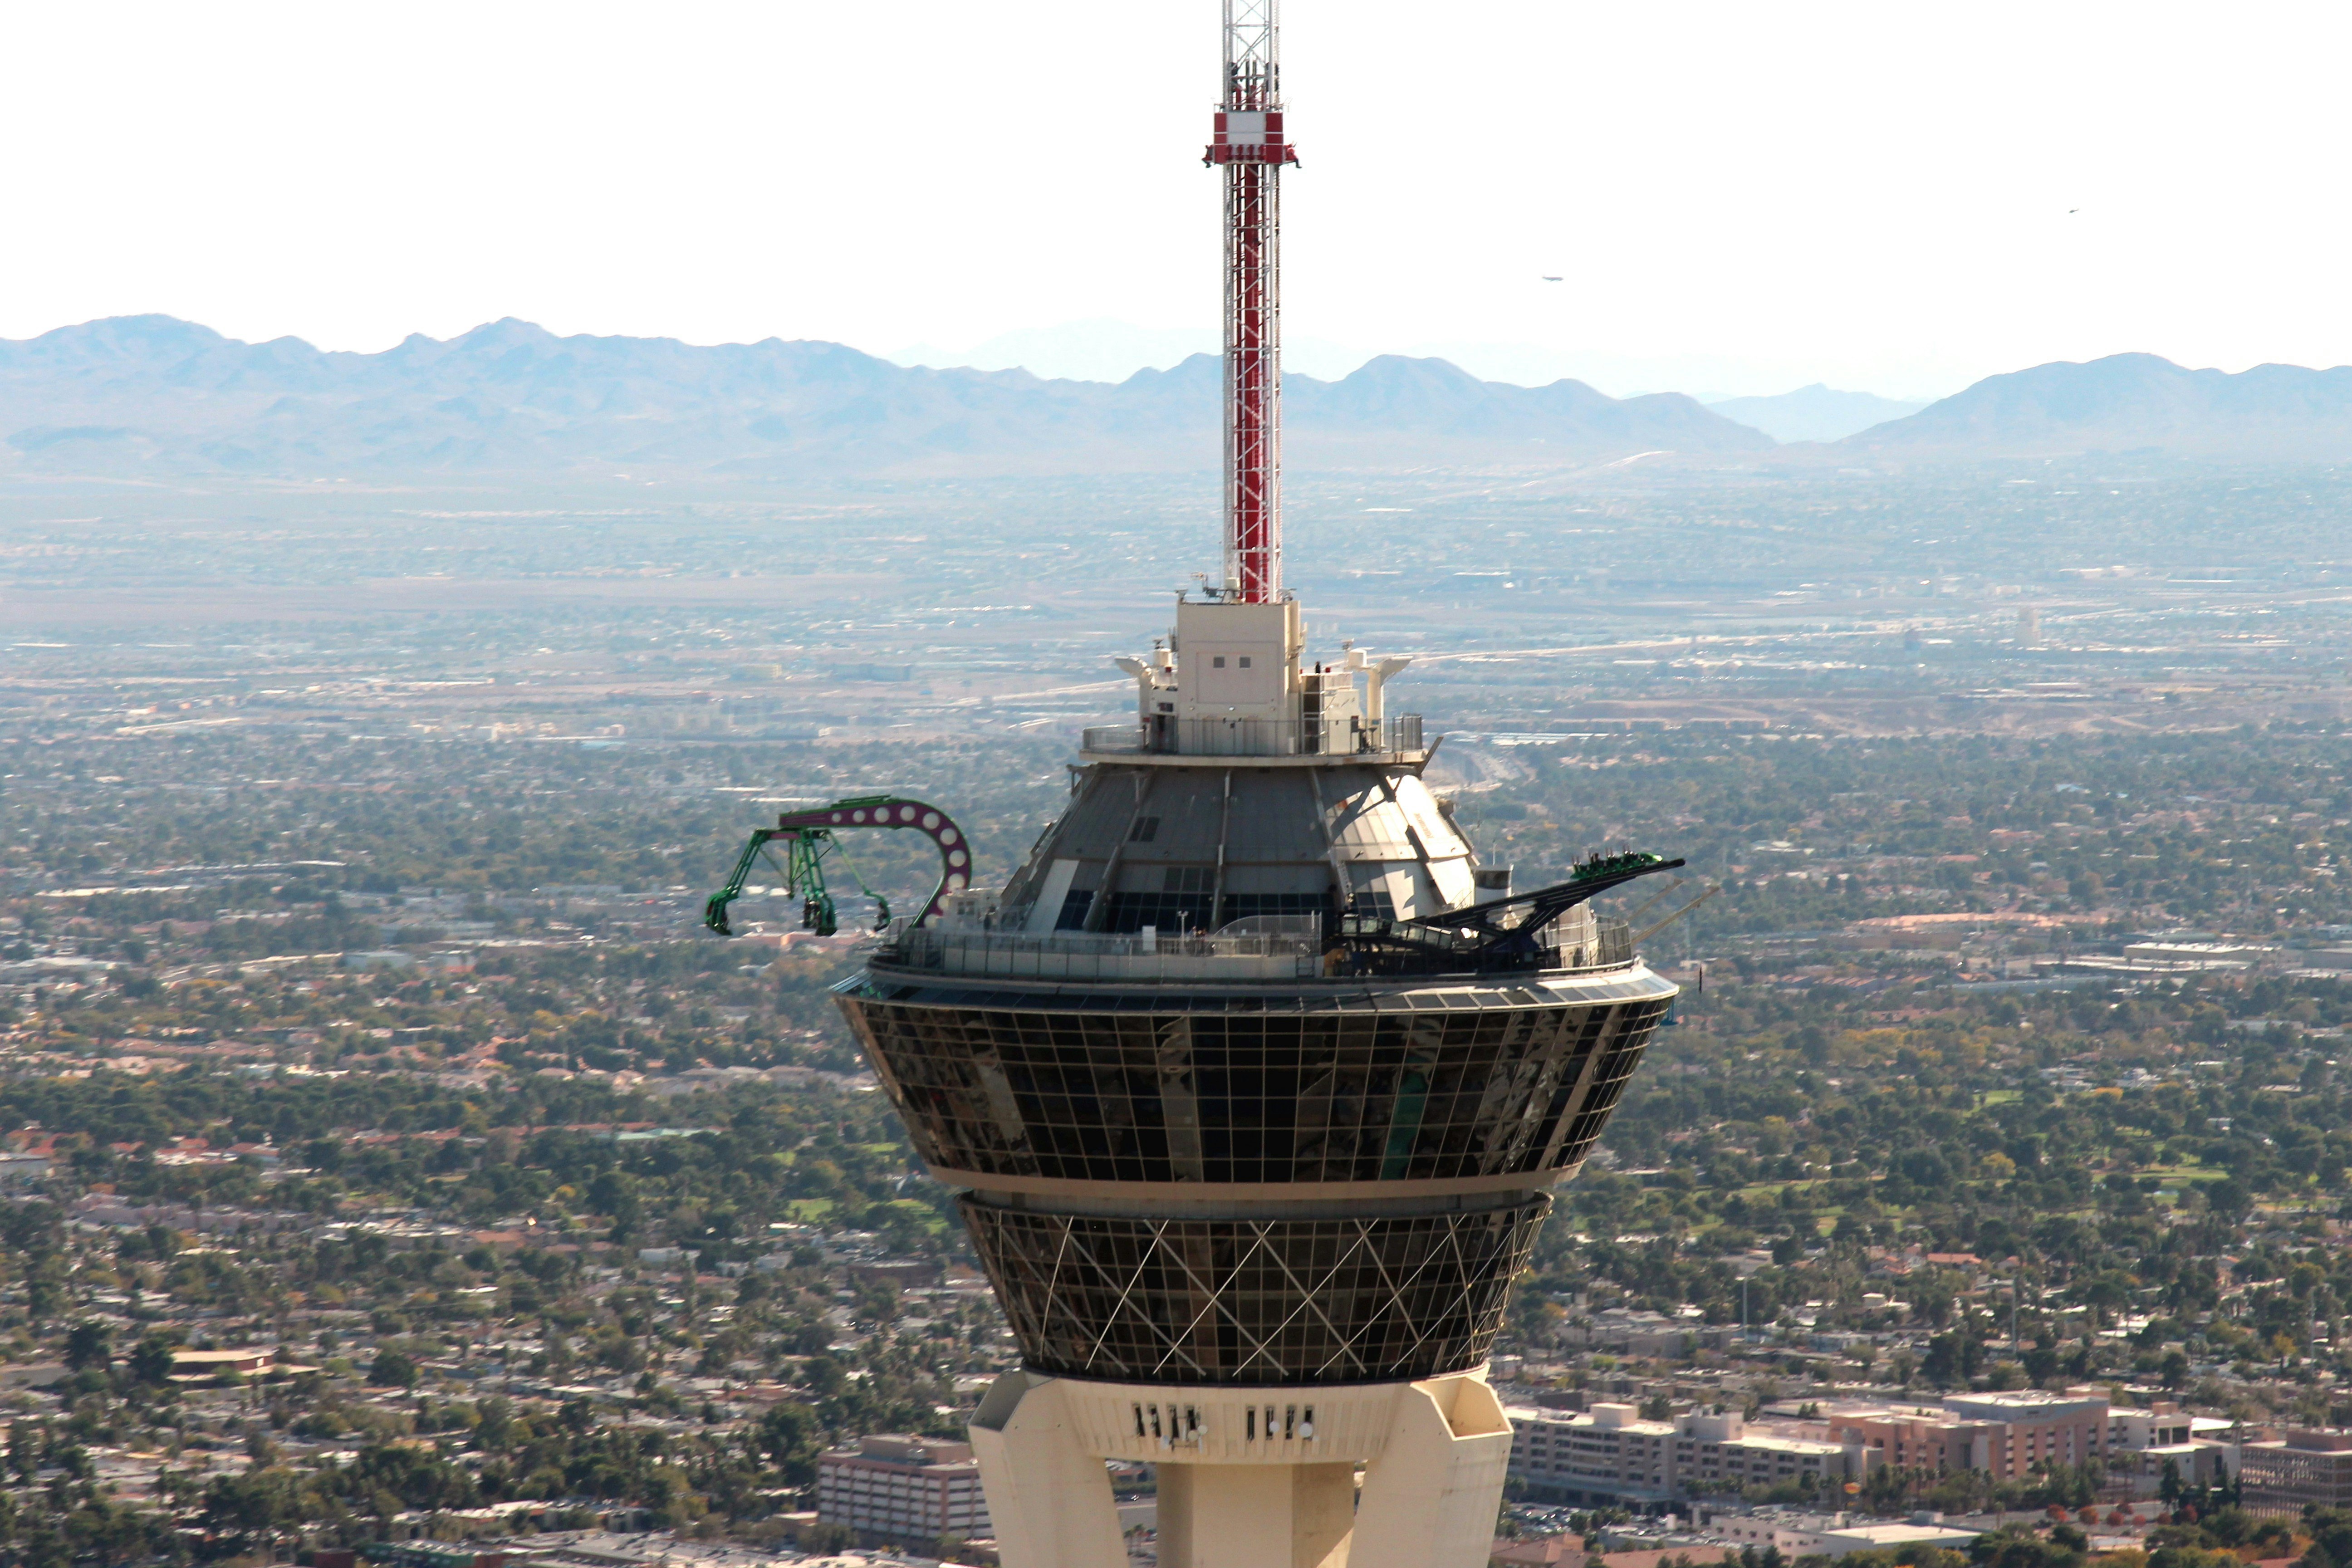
[1505,1407,1676,1436]
[1828,1525,1979,1545]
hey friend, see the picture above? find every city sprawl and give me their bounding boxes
[0,462,2348,1567]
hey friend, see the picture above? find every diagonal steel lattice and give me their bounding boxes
[962,1196,1547,1387]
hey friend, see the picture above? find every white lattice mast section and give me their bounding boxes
[1205,0,1296,603]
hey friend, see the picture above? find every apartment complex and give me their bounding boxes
[813,1435,990,1544]
[2241,1429,2352,1519]
[1505,1403,1860,1505]
[1828,1392,2110,1481]
[1506,1391,2235,1508]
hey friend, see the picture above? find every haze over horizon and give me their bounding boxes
[9,1,2352,400]
[11,307,2344,428]
[881,317,1963,404]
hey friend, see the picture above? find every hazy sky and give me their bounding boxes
[6,1,2350,398]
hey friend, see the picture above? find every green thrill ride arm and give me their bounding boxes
[702,795,974,938]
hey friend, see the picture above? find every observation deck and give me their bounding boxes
[867,910,1633,985]
[1078,713,1425,764]
[829,589,1680,1414]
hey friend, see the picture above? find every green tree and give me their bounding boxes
[754,1402,825,1489]
[61,1322,112,1372]
[127,1334,178,1387]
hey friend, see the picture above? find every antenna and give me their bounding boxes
[1205,0,1297,603]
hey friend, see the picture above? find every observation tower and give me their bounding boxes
[823,5,1683,1565]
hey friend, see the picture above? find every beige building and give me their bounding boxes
[815,1435,991,1544]
[170,1348,276,1379]
[1563,1308,1708,1359]
[1713,1514,1978,1560]
[1823,1392,2110,1483]
[2106,1406,2236,1497]
[1819,1408,1980,1479]
[1506,1404,1862,1504]
[2241,1429,2352,1519]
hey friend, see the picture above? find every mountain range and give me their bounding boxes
[1839,353,2352,461]
[1703,384,1927,444]
[4,317,2351,479]
[0,316,1767,480]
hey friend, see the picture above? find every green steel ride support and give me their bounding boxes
[703,795,975,938]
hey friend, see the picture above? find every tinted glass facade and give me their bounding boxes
[963,1196,1545,1386]
[839,993,1670,1185]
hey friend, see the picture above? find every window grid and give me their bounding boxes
[843,998,1670,1184]
[963,1196,1545,1386]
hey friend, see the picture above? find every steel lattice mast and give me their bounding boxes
[1205,0,1296,603]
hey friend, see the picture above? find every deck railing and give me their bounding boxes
[869,912,1636,983]
[1080,714,1424,759]
[875,924,1323,982]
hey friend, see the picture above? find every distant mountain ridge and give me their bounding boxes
[1704,384,1927,444]
[1837,352,2352,460]
[0,315,1772,479]
[11,321,2342,476]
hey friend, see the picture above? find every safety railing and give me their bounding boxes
[1080,714,1425,759]
[1564,918,1637,972]
[1325,913,1636,978]
[874,924,1323,982]
[869,913,1636,982]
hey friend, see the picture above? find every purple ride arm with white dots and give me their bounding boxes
[774,799,973,926]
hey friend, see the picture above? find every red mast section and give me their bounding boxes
[1204,0,1297,604]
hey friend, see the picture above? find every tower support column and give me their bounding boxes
[969,1369,1514,1568]
[969,1373,1127,1568]
[1160,1460,1355,1568]
[1349,1376,1516,1568]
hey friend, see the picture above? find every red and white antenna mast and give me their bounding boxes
[1205,0,1297,604]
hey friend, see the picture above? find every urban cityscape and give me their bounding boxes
[6,1,2352,1568]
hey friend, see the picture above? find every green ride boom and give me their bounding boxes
[703,795,976,938]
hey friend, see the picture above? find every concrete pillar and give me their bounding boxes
[1349,1376,1514,1568]
[969,1372,1127,1568]
[1159,1460,1355,1568]
[970,1370,1512,1568]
